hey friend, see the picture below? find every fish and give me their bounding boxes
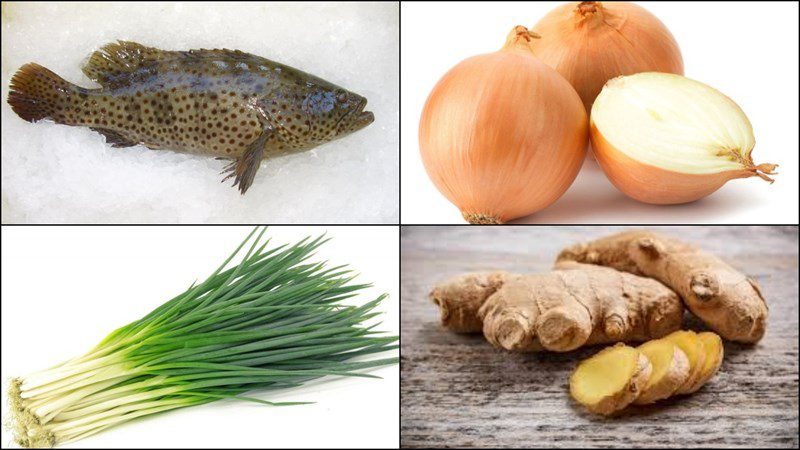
[7,41,374,194]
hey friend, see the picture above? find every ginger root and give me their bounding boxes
[430,262,683,352]
[429,271,507,333]
[570,343,652,415]
[557,231,768,343]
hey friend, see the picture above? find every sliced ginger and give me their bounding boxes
[664,330,707,394]
[571,331,724,415]
[634,338,690,404]
[570,343,652,416]
[684,331,724,393]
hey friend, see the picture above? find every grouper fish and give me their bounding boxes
[7,41,374,194]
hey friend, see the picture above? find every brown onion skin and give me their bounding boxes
[419,31,588,224]
[590,123,758,205]
[530,1,684,114]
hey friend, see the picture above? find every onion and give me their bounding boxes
[7,227,398,447]
[530,1,684,114]
[419,26,588,224]
[590,72,777,204]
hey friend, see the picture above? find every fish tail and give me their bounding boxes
[7,63,80,123]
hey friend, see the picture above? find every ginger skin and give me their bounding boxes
[429,272,507,333]
[557,231,768,343]
[430,262,684,352]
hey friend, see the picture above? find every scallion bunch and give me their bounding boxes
[8,227,398,448]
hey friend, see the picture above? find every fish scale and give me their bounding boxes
[8,41,374,194]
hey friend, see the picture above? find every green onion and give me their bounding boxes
[8,227,398,448]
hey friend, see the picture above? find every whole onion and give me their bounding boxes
[530,1,684,114]
[419,26,588,224]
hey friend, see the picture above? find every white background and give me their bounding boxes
[401,1,799,224]
[1,226,399,448]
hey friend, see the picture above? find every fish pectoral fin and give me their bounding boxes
[221,149,263,195]
[220,137,267,195]
[89,128,138,148]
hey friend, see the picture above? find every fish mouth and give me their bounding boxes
[339,98,374,134]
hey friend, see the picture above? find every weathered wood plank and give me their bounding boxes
[401,226,798,448]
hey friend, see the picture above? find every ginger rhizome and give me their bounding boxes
[429,271,506,333]
[557,230,768,343]
[430,263,683,352]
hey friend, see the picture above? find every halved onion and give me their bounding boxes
[590,72,777,204]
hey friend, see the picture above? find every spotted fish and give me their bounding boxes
[7,41,374,194]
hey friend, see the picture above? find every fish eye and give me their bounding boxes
[335,90,348,103]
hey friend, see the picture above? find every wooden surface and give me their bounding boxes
[400,226,799,448]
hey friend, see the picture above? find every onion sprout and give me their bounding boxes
[7,227,398,448]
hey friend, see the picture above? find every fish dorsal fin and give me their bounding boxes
[83,42,267,88]
[183,48,258,61]
[82,41,177,88]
